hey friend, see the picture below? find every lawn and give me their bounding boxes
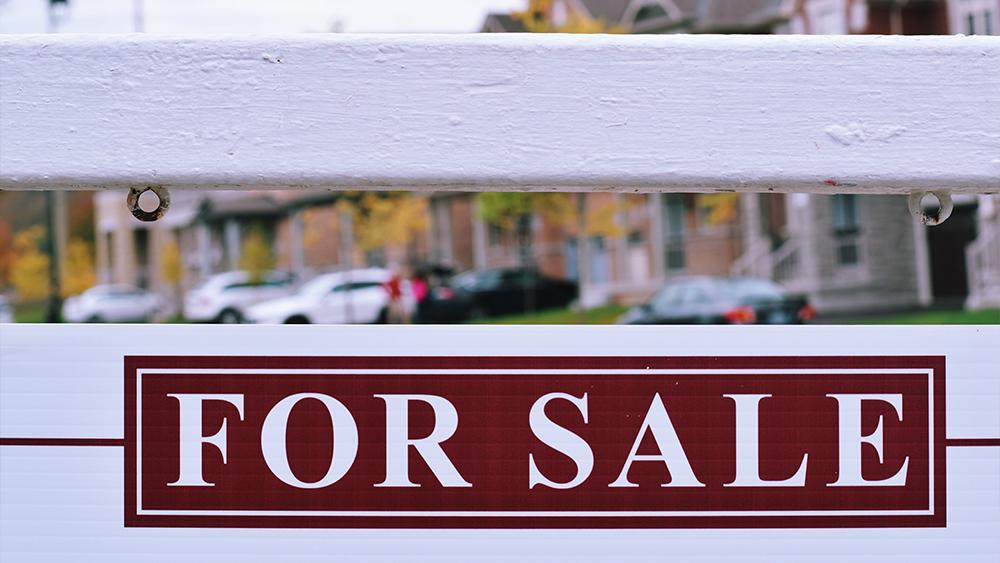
[13,302,47,323]
[836,308,1000,325]
[474,305,1000,325]
[472,305,629,325]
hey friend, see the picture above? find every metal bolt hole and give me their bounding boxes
[127,186,170,222]
[907,191,953,226]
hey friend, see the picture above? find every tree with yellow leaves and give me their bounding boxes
[512,0,626,33]
[161,238,183,288]
[340,193,428,253]
[695,193,740,227]
[160,237,184,315]
[0,221,15,288]
[477,192,576,232]
[60,238,96,297]
[239,228,275,284]
[9,225,50,301]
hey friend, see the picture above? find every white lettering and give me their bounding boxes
[609,393,705,488]
[723,394,808,487]
[528,392,594,489]
[167,393,244,487]
[375,394,472,488]
[260,393,359,489]
[827,393,909,487]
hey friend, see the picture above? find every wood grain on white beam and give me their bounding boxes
[1,34,998,193]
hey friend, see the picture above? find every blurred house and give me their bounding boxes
[953,1,1000,309]
[426,192,741,306]
[480,0,999,313]
[968,196,1000,309]
[94,190,430,299]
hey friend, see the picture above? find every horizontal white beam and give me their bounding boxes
[1,34,998,194]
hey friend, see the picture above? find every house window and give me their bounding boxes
[133,228,151,289]
[487,223,503,246]
[588,236,610,283]
[831,194,861,267]
[953,0,998,35]
[831,194,859,234]
[663,194,685,271]
[564,238,579,280]
[836,242,860,266]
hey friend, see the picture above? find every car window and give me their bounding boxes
[104,287,143,298]
[455,271,500,289]
[331,281,382,293]
[224,278,285,290]
[263,273,292,287]
[501,269,539,288]
[681,285,711,304]
[200,275,247,292]
[727,279,786,300]
[103,292,135,300]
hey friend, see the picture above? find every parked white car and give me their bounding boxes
[184,270,296,323]
[0,296,14,323]
[62,284,162,323]
[245,268,410,324]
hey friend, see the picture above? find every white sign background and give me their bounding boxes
[1,324,998,561]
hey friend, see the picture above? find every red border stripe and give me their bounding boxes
[0,437,125,447]
[945,438,1000,447]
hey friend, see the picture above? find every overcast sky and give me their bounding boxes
[0,0,524,34]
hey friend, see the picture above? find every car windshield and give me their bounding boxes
[453,270,501,290]
[193,273,246,291]
[298,275,338,297]
[451,271,478,289]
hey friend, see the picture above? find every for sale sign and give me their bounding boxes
[126,355,944,528]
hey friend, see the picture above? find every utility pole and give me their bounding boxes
[576,193,590,319]
[44,0,70,322]
[43,192,62,322]
[340,207,354,323]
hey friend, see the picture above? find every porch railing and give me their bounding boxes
[967,220,1000,310]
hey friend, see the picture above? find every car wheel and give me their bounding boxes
[86,315,104,323]
[217,309,242,324]
[284,315,310,324]
[375,307,389,324]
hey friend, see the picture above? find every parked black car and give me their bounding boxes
[618,277,815,325]
[412,264,468,324]
[450,267,579,320]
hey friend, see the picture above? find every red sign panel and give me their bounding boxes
[125,356,945,528]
